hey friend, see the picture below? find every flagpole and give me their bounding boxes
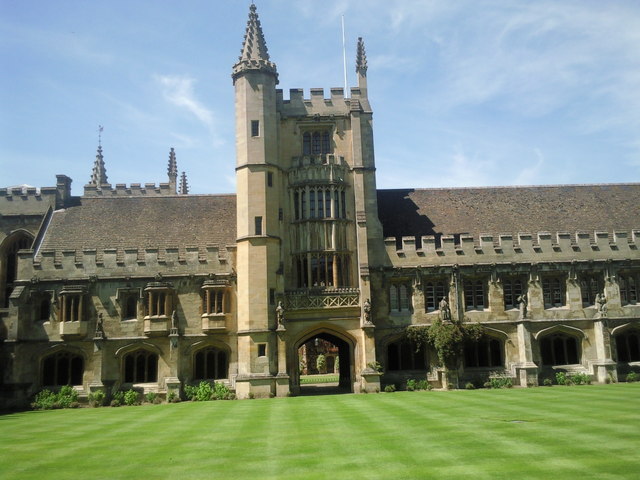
[342,15,348,98]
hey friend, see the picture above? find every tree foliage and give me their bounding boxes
[405,319,484,369]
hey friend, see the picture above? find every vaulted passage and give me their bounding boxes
[296,332,352,395]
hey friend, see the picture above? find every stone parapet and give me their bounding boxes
[386,230,640,266]
[21,244,235,279]
[277,87,353,117]
[83,182,175,197]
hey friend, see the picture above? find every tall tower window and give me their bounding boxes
[302,130,332,155]
[251,120,260,137]
[255,216,263,235]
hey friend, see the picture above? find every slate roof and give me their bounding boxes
[377,184,640,242]
[38,195,237,251]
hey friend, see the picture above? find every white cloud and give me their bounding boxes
[514,149,544,185]
[154,74,223,147]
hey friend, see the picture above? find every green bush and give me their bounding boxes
[384,384,396,393]
[486,376,513,389]
[465,382,475,390]
[213,382,232,400]
[184,381,234,401]
[406,379,417,391]
[31,386,79,410]
[167,391,180,403]
[555,371,568,385]
[145,392,160,404]
[570,373,591,385]
[626,371,639,382]
[543,378,553,387]
[124,389,139,406]
[32,389,57,410]
[88,389,106,407]
[316,354,326,374]
[417,380,432,391]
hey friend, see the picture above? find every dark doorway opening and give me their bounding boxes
[296,332,352,395]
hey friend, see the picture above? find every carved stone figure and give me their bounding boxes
[596,293,608,316]
[276,301,285,327]
[94,313,104,338]
[517,294,528,319]
[363,298,372,324]
[171,310,178,329]
[439,297,451,321]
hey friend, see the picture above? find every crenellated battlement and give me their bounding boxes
[0,186,58,215]
[276,87,366,117]
[385,230,640,265]
[20,244,236,279]
[83,182,177,197]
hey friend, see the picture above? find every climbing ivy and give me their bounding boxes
[405,318,484,369]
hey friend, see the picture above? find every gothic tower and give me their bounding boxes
[232,4,283,397]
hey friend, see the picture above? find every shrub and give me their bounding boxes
[406,379,417,391]
[570,373,591,385]
[555,371,568,386]
[543,378,553,387]
[111,390,125,407]
[417,380,432,391]
[88,389,106,407]
[56,386,79,408]
[145,392,159,404]
[213,382,231,400]
[167,391,180,403]
[32,389,57,410]
[384,384,396,393]
[465,382,475,390]
[627,371,639,382]
[123,389,139,406]
[487,376,513,389]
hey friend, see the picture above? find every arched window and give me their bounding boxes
[123,350,158,383]
[615,331,640,362]
[464,337,503,368]
[540,333,580,365]
[1,232,33,307]
[194,347,228,380]
[42,352,84,386]
[387,340,426,371]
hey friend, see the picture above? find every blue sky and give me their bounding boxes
[1,0,639,195]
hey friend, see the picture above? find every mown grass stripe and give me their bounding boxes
[1,384,638,479]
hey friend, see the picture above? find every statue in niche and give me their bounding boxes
[363,298,372,324]
[171,310,178,330]
[439,297,451,321]
[94,313,104,339]
[517,294,528,319]
[596,293,608,317]
[276,301,285,327]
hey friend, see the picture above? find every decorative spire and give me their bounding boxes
[356,37,368,75]
[179,171,189,195]
[232,3,278,83]
[168,148,178,178]
[89,126,108,186]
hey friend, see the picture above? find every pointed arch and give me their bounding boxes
[1,230,34,307]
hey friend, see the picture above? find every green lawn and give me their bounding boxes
[1,383,639,479]
[300,373,339,384]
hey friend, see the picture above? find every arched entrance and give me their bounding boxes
[291,328,354,395]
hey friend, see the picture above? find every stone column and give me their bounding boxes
[515,320,539,386]
[592,318,617,383]
[275,328,290,397]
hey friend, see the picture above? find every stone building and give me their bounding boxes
[1,4,639,407]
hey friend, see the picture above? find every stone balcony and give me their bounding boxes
[202,314,228,333]
[59,321,88,339]
[283,288,360,311]
[144,316,169,336]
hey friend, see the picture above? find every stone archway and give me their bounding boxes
[291,328,354,395]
